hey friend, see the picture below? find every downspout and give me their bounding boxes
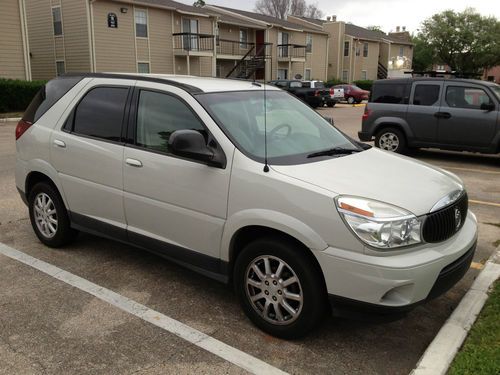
[325,34,329,80]
[87,0,97,72]
[18,0,31,80]
[212,16,218,77]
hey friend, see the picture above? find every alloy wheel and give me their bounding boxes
[379,132,400,152]
[33,192,58,238]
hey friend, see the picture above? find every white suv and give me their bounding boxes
[15,74,478,339]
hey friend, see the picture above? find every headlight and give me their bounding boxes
[335,196,422,249]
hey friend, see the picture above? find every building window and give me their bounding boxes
[135,10,148,38]
[306,34,313,53]
[239,28,248,48]
[305,69,311,80]
[342,70,348,82]
[182,19,199,50]
[363,42,368,57]
[355,46,360,56]
[52,7,63,36]
[361,70,367,80]
[56,61,65,76]
[344,41,349,57]
[277,69,288,80]
[399,46,404,57]
[278,32,289,57]
[138,62,150,73]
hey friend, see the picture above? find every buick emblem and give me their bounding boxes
[454,207,462,231]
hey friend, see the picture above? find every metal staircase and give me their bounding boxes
[377,62,388,79]
[226,44,269,80]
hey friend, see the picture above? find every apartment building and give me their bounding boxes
[289,16,413,82]
[22,0,328,82]
[0,0,31,80]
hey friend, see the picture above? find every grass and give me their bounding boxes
[0,112,23,119]
[448,280,500,375]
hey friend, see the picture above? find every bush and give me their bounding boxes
[0,79,46,113]
[325,78,346,87]
[353,80,373,91]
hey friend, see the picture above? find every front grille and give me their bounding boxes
[422,193,468,243]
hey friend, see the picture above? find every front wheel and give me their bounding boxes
[347,96,355,104]
[234,237,327,339]
[374,127,407,154]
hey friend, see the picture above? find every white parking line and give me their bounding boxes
[0,242,288,375]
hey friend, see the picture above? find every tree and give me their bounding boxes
[193,0,205,7]
[254,0,323,20]
[411,34,435,71]
[420,8,500,73]
[366,25,383,33]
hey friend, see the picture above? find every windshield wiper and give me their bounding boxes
[307,147,362,158]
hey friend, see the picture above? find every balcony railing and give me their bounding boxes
[173,32,214,52]
[277,44,306,59]
[217,38,272,58]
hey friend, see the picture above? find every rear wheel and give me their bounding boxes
[347,96,355,104]
[327,101,335,108]
[375,127,407,154]
[234,237,326,339]
[28,182,78,247]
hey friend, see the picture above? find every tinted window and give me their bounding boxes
[289,81,302,88]
[445,86,493,109]
[413,84,440,106]
[52,7,62,36]
[135,10,148,38]
[136,90,205,153]
[73,87,129,141]
[301,81,311,88]
[371,83,407,104]
[23,76,82,123]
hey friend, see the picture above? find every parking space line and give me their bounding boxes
[0,242,287,375]
[469,199,500,208]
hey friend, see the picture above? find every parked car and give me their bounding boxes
[302,80,344,103]
[335,84,370,104]
[269,79,336,107]
[359,78,500,154]
[16,74,477,339]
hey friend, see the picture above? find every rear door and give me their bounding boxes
[50,78,134,237]
[406,81,443,143]
[438,83,498,147]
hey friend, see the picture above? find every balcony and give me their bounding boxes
[173,33,214,56]
[277,44,306,62]
[216,38,272,59]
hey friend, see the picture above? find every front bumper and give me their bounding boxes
[358,131,373,142]
[315,212,478,312]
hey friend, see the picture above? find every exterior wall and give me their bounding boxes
[61,0,91,72]
[149,7,174,74]
[351,40,379,81]
[483,66,500,83]
[324,22,343,80]
[304,33,328,80]
[266,28,278,81]
[0,0,30,79]
[387,42,413,78]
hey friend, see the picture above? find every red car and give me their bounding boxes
[334,84,370,104]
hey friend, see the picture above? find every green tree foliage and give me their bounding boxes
[193,0,205,7]
[420,8,500,73]
[411,34,435,71]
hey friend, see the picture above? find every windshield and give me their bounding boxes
[491,84,500,100]
[197,90,357,165]
[314,81,325,88]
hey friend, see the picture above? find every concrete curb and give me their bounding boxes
[411,248,500,375]
[0,117,21,123]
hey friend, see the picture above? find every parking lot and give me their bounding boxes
[0,107,499,374]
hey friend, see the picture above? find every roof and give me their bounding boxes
[207,5,328,34]
[344,24,386,42]
[214,13,267,29]
[94,73,281,93]
[374,77,491,85]
[109,0,211,17]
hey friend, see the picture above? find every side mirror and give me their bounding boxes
[323,116,335,126]
[480,102,495,111]
[169,129,224,167]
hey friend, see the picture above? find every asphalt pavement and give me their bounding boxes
[0,110,498,374]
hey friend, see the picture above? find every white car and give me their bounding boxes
[303,80,345,101]
[16,74,477,339]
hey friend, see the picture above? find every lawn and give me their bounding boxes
[448,280,500,375]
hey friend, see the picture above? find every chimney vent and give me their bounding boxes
[402,26,406,31]
[396,26,400,32]
[326,16,331,21]
[332,15,337,22]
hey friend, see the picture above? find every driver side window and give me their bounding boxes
[136,90,205,153]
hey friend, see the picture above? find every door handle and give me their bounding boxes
[53,139,66,148]
[125,158,143,167]
[434,112,452,119]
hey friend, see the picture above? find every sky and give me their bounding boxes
[180,0,499,33]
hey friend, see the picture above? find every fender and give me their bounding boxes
[220,209,329,261]
[24,158,70,209]
[372,117,415,140]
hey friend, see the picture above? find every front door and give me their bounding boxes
[438,83,498,147]
[122,83,233,272]
[255,30,266,80]
[278,32,289,57]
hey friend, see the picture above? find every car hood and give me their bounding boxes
[270,148,463,216]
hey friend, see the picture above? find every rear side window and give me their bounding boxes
[371,83,408,104]
[72,87,129,142]
[290,81,302,88]
[23,76,82,123]
[413,84,440,106]
[445,86,493,109]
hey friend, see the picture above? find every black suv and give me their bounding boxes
[359,78,500,154]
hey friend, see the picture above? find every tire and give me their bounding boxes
[327,102,335,108]
[28,182,78,247]
[234,237,327,339]
[374,127,408,154]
